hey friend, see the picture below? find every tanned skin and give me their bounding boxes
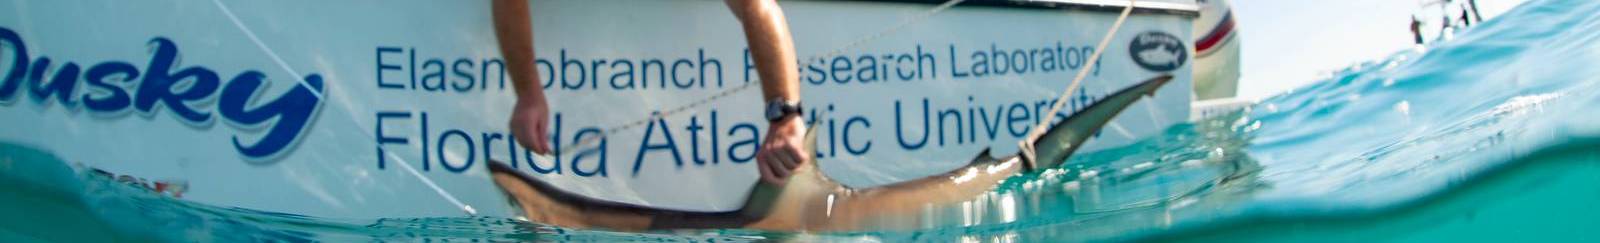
[493,0,552,155]
[493,0,807,188]
[728,0,813,188]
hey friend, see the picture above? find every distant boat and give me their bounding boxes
[1190,0,1251,121]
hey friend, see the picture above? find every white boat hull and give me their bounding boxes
[0,0,1197,217]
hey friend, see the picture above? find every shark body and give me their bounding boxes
[489,74,1174,231]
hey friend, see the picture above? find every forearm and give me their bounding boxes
[492,0,545,100]
[727,0,801,102]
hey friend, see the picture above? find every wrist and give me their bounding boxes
[515,91,547,107]
[769,114,802,126]
[764,98,802,122]
[767,115,804,137]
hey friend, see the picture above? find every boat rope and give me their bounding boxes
[544,0,969,158]
[209,0,477,215]
[209,0,324,100]
[1019,0,1138,170]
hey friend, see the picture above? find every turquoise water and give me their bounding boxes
[4,0,1600,241]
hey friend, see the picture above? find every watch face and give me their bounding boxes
[766,102,783,121]
[765,100,800,121]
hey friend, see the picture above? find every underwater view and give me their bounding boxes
[3,0,1599,242]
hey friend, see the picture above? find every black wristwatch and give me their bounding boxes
[765,99,803,122]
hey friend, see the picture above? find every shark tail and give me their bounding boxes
[1024,74,1174,171]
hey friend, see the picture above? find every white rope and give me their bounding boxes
[1020,0,1138,168]
[209,0,323,99]
[210,0,475,215]
[385,150,478,215]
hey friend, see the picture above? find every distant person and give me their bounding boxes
[1411,15,1424,45]
[1467,0,1484,23]
[491,0,811,187]
[1441,14,1453,31]
[1439,0,1455,31]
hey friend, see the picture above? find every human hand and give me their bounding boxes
[756,116,809,186]
[509,95,552,154]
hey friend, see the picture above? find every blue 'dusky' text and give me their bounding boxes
[0,26,325,161]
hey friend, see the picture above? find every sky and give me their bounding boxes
[1229,0,1531,99]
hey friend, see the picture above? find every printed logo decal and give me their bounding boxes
[1128,31,1187,72]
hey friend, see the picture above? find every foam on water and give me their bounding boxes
[4,0,1600,241]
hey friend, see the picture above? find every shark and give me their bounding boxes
[488,74,1175,232]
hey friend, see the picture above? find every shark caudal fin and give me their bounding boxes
[1027,74,1174,171]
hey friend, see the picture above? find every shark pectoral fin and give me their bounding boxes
[738,122,827,218]
[802,123,823,171]
[1028,74,1174,171]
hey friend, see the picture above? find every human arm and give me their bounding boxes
[725,0,807,186]
[493,0,552,154]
